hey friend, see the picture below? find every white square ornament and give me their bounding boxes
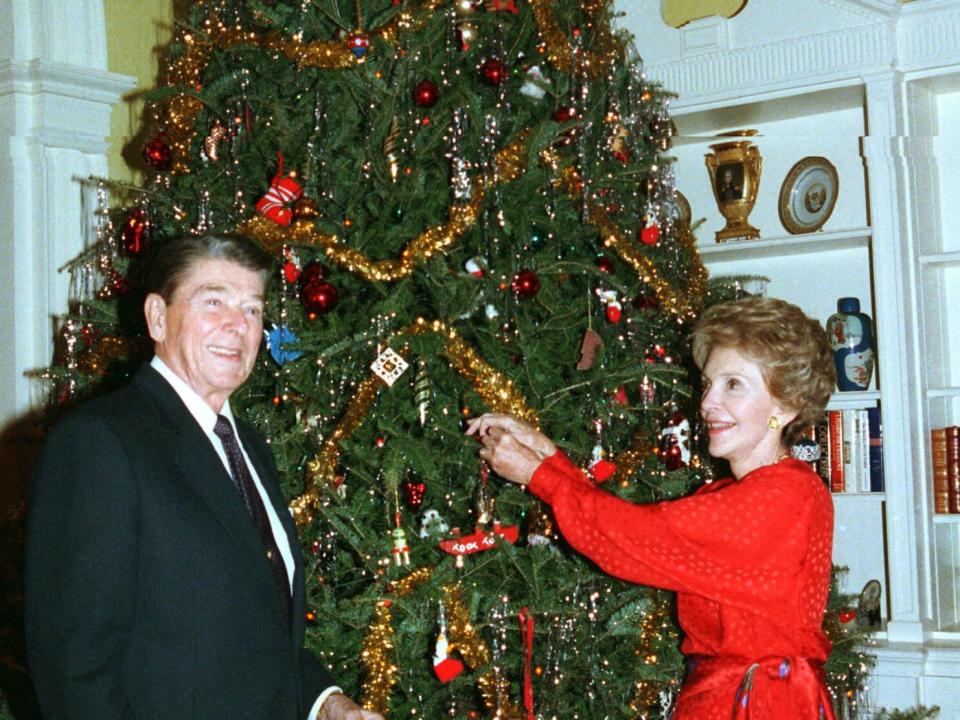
[371,347,409,386]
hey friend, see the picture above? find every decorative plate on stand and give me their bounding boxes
[664,191,692,227]
[778,156,839,234]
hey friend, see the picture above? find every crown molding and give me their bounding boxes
[647,23,893,111]
[821,0,903,19]
[897,5,960,71]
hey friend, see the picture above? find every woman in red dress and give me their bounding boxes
[467,296,837,719]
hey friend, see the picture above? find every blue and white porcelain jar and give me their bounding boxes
[826,297,875,391]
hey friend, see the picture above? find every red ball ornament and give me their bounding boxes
[401,478,427,510]
[595,255,614,273]
[633,294,659,312]
[142,136,173,171]
[346,31,370,59]
[552,106,576,123]
[640,221,661,246]
[412,79,440,108]
[120,207,150,257]
[300,280,339,316]
[480,57,507,86]
[511,268,541,299]
[299,260,328,287]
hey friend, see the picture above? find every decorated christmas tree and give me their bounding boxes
[32,1,877,718]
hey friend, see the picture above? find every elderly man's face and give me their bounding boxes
[145,258,265,412]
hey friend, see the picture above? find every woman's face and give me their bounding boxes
[699,346,790,478]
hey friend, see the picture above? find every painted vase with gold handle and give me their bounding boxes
[704,130,762,243]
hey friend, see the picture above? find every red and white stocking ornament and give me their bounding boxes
[600,290,622,324]
[255,152,303,226]
[588,419,617,482]
[640,215,661,246]
[658,408,691,470]
[432,604,465,683]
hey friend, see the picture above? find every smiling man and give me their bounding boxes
[25,235,382,720]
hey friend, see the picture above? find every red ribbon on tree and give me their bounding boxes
[518,607,535,720]
[255,151,303,226]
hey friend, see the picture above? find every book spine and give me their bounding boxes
[841,409,857,492]
[932,427,949,514]
[815,419,831,488]
[856,409,870,493]
[866,406,884,493]
[947,426,960,514]
[829,410,845,493]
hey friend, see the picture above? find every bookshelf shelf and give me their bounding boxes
[919,251,960,267]
[828,391,882,410]
[927,387,960,399]
[933,514,960,525]
[697,227,871,261]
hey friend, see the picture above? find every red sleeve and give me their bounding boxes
[529,452,819,608]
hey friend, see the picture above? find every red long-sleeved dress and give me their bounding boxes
[529,452,835,719]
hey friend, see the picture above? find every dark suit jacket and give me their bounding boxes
[25,365,334,719]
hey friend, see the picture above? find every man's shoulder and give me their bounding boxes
[49,366,164,436]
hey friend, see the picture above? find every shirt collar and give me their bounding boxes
[150,356,235,434]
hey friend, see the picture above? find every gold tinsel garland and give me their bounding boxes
[443,584,522,719]
[360,600,398,714]
[542,148,707,320]
[360,569,516,718]
[529,0,621,81]
[239,137,703,322]
[610,426,657,488]
[158,0,623,173]
[628,592,679,716]
[290,319,538,526]
[235,134,528,280]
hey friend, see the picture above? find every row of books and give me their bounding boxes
[800,408,884,493]
[931,426,960,514]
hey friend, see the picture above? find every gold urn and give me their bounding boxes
[704,130,762,243]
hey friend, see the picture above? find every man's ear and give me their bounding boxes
[144,293,167,343]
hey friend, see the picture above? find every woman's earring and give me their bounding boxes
[768,416,781,430]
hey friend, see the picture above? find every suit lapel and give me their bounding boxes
[134,366,289,622]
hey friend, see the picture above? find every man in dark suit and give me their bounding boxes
[25,235,384,720]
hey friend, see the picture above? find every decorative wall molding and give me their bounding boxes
[898,6,960,71]
[821,0,903,19]
[0,0,134,423]
[647,23,894,110]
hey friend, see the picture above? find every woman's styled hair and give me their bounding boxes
[145,234,272,303]
[690,295,836,446]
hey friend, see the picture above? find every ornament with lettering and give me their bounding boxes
[371,347,409,386]
[438,522,519,556]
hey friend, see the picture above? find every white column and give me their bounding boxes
[0,0,135,429]
[861,70,927,645]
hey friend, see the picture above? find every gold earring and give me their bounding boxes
[768,416,781,430]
